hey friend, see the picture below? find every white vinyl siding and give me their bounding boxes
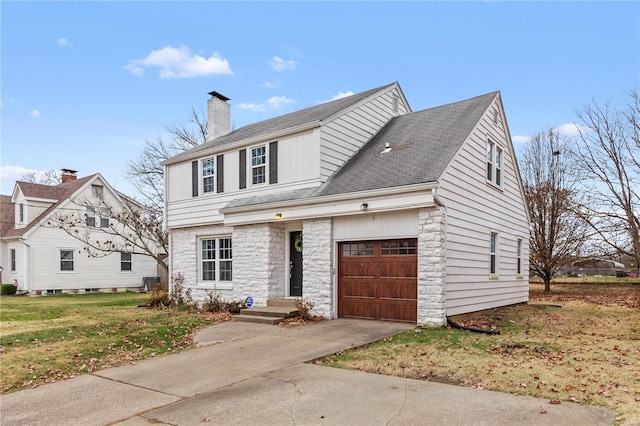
[437,96,529,316]
[320,88,409,180]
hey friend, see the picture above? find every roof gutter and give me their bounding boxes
[162,120,322,166]
[220,181,438,214]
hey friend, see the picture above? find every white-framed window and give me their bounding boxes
[200,237,233,283]
[10,248,16,272]
[86,207,109,228]
[121,252,132,272]
[60,249,75,272]
[392,96,399,113]
[486,139,503,187]
[517,238,522,276]
[490,232,498,276]
[251,145,267,185]
[202,158,216,193]
[18,203,24,223]
[92,184,104,199]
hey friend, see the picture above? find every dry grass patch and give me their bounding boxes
[0,293,230,394]
[315,283,640,425]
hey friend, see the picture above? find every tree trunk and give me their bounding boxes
[544,278,551,294]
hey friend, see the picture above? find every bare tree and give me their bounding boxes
[521,129,588,292]
[125,108,207,214]
[47,195,168,271]
[572,89,640,268]
[21,170,61,185]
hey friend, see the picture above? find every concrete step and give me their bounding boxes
[234,314,284,325]
[267,298,299,308]
[239,306,299,318]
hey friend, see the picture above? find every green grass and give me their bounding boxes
[0,292,229,394]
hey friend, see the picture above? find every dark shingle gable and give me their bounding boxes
[316,91,498,196]
[169,83,398,161]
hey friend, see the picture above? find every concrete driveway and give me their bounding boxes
[0,319,614,425]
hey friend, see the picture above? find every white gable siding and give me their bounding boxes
[320,88,409,180]
[333,210,418,240]
[437,97,529,316]
[165,129,322,229]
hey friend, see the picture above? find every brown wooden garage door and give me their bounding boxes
[338,239,417,323]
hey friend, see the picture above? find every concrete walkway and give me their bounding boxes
[0,319,614,425]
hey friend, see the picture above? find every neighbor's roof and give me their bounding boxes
[1,175,96,238]
[166,82,399,163]
[224,91,498,210]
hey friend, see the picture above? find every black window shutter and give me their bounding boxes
[191,160,199,197]
[239,149,246,189]
[269,141,278,184]
[216,154,224,193]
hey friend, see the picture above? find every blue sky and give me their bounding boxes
[1,1,638,197]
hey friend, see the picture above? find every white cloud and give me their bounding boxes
[238,103,266,112]
[124,45,233,78]
[268,56,296,72]
[554,122,584,137]
[512,135,531,144]
[331,91,354,101]
[57,37,71,47]
[259,81,276,89]
[267,95,296,110]
[30,109,40,117]
[0,166,41,180]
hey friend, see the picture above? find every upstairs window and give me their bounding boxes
[202,158,215,193]
[92,184,104,199]
[86,207,109,228]
[19,203,24,223]
[392,96,399,113]
[251,146,266,185]
[486,140,502,187]
[121,252,132,271]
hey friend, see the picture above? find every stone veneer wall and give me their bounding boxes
[170,224,234,304]
[302,218,333,318]
[417,206,447,327]
[233,222,286,306]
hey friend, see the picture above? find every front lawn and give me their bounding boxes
[0,292,229,394]
[314,282,640,425]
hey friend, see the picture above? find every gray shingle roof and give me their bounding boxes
[223,91,498,211]
[168,82,398,162]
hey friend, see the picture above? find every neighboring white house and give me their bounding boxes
[0,170,159,294]
[162,82,530,326]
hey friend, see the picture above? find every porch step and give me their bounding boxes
[234,304,300,325]
[267,298,299,308]
[239,306,299,317]
[234,314,285,325]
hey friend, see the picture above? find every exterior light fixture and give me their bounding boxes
[360,203,368,212]
[380,143,392,154]
[275,213,283,220]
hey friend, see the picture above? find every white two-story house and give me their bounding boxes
[0,170,159,294]
[162,82,530,326]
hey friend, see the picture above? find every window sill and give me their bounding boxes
[485,180,504,191]
[198,282,233,290]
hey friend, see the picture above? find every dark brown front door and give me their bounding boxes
[289,231,303,297]
[338,239,417,323]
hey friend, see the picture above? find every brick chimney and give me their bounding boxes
[61,168,78,183]
[207,91,231,141]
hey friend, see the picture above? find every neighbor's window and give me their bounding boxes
[251,146,266,185]
[392,96,399,113]
[92,184,104,199]
[121,252,132,272]
[202,158,215,193]
[517,239,522,275]
[200,237,232,282]
[486,141,494,181]
[490,232,498,275]
[10,248,16,272]
[86,208,96,227]
[19,203,24,223]
[86,207,109,228]
[495,148,502,186]
[60,249,74,271]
